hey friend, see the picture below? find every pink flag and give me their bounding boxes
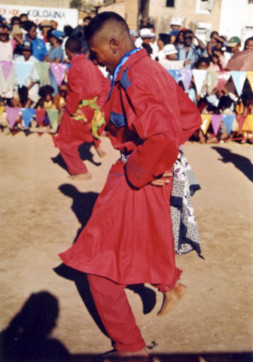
[35,109,46,126]
[180,69,193,91]
[0,61,13,80]
[6,106,20,128]
[217,71,230,92]
[211,114,222,136]
[50,63,67,86]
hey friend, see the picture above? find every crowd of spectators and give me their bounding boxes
[0,12,252,143]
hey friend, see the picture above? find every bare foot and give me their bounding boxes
[95,146,106,158]
[102,347,149,360]
[68,172,92,180]
[157,283,187,316]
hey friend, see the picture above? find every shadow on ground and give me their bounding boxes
[212,146,253,182]
[51,142,102,174]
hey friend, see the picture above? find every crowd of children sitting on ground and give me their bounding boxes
[0,12,252,143]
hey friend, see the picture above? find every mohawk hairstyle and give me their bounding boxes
[85,11,129,41]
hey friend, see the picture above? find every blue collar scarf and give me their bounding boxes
[108,47,141,98]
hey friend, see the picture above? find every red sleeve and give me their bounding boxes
[123,70,181,188]
[122,66,201,189]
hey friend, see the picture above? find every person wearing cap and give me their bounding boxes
[159,44,186,70]
[14,41,40,106]
[170,17,183,31]
[139,28,154,57]
[12,24,24,58]
[47,30,65,63]
[177,29,205,69]
[39,20,52,45]
[224,36,241,64]
[24,21,48,62]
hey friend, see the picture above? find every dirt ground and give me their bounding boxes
[0,131,252,360]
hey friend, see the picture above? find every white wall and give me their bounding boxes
[219,0,253,47]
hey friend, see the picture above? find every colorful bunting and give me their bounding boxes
[230,71,247,97]
[167,69,181,83]
[206,70,217,94]
[35,62,50,85]
[192,69,207,95]
[0,61,13,80]
[6,106,20,128]
[246,71,253,92]
[222,114,236,135]
[47,109,59,130]
[0,105,5,115]
[21,108,35,128]
[14,61,34,87]
[217,71,230,92]
[241,115,253,132]
[211,114,222,136]
[201,114,211,134]
[236,115,247,130]
[49,63,67,86]
[181,69,193,91]
[35,109,46,126]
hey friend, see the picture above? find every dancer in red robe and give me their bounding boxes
[53,37,110,180]
[59,13,202,357]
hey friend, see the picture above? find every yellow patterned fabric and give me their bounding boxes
[72,97,105,139]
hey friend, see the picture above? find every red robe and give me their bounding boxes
[53,54,110,149]
[59,49,201,287]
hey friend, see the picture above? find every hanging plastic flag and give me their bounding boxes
[211,114,222,136]
[167,69,181,83]
[217,71,230,92]
[6,106,20,128]
[35,109,46,126]
[14,61,34,87]
[180,69,192,91]
[192,69,207,95]
[47,109,59,130]
[0,105,5,115]
[246,71,253,92]
[236,115,247,130]
[21,108,35,128]
[49,63,67,87]
[0,61,13,81]
[205,70,217,94]
[200,114,211,134]
[241,115,253,132]
[222,114,236,135]
[230,71,246,97]
[35,62,50,85]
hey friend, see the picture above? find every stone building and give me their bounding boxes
[97,0,253,45]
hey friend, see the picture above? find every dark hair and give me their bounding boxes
[184,30,193,37]
[195,57,210,68]
[39,85,54,98]
[83,16,92,22]
[23,21,37,32]
[210,31,218,38]
[65,37,82,53]
[244,36,253,50]
[10,16,20,26]
[158,33,171,45]
[63,25,73,37]
[85,11,129,42]
[142,42,152,56]
[218,95,233,110]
